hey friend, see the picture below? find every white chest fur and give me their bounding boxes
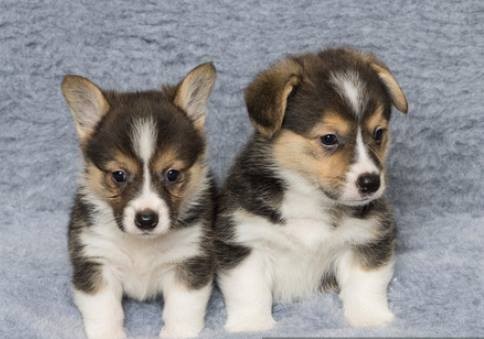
[79,207,203,301]
[233,170,380,302]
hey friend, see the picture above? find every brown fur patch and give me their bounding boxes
[308,111,354,139]
[364,104,390,163]
[180,160,208,205]
[150,148,207,214]
[111,152,139,175]
[164,161,207,214]
[150,148,189,211]
[151,147,181,174]
[364,104,387,132]
[273,129,352,194]
[85,155,140,202]
[85,163,110,198]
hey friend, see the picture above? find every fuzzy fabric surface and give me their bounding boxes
[1,1,483,338]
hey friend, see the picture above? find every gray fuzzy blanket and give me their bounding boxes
[0,0,483,337]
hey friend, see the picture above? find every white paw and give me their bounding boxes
[159,323,202,338]
[225,315,276,333]
[344,303,394,327]
[86,326,127,339]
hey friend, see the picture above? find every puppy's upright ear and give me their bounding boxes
[61,75,110,142]
[174,62,217,130]
[245,59,302,138]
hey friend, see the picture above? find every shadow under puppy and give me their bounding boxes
[215,48,408,331]
[62,63,216,339]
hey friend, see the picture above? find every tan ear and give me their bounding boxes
[174,62,216,129]
[370,62,408,113]
[352,52,407,114]
[61,75,109,141]
[245,59,302,138]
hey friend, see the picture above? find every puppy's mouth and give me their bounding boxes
[318,186,377,205]
[339,197,373,206]
[139,230,164,238]
[119,224,169,238]
[338,190,384,206]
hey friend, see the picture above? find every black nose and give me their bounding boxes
[357,173,381,194]
[135,210,158,230]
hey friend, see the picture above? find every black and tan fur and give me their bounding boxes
[214,48,408,331]
[63,63,217,339]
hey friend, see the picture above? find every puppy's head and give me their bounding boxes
[246,48,407,206]
[62,63,216,235]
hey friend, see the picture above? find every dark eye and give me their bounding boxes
[165,169,180,183]
[374,128,385,144]
[320,134,339,147]
[112,170,127,184]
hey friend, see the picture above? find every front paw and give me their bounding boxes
[344,302,394,327]
[159,323,202,338]
[85,326,127,339]
[225,314,276,333]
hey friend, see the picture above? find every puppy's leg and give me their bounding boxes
[336,251,394,327]
[73,275,125,339]
[159,270,211,338]
[219,251,275,332]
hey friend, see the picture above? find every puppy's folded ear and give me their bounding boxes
[354,50,408,114]
[61,75,110,142]
[245,59,302,138]
[174,62,217,130]
[370,61,408,114]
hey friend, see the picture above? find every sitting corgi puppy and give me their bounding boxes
[62,63,217,339]
[214,48,408,331]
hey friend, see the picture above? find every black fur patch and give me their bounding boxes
[214,135,285,270]
[353,199,396,268]
[223,135,285,224]
[321,271,339,293]
[178,255,214,289]
[177,175,217,289]
[68,193,102,293]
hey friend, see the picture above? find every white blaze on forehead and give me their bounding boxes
[130,117,158,207]
[130,118,158,203]
[330,71,366,115]
[132,118,157,162]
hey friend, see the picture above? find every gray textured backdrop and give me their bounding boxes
[1,0,483,338]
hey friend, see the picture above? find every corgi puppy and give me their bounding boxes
[62,63,217,339]
[214,48,408,331]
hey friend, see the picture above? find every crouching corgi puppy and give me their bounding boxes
[215,48,408,331]
[62,63,217,339]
